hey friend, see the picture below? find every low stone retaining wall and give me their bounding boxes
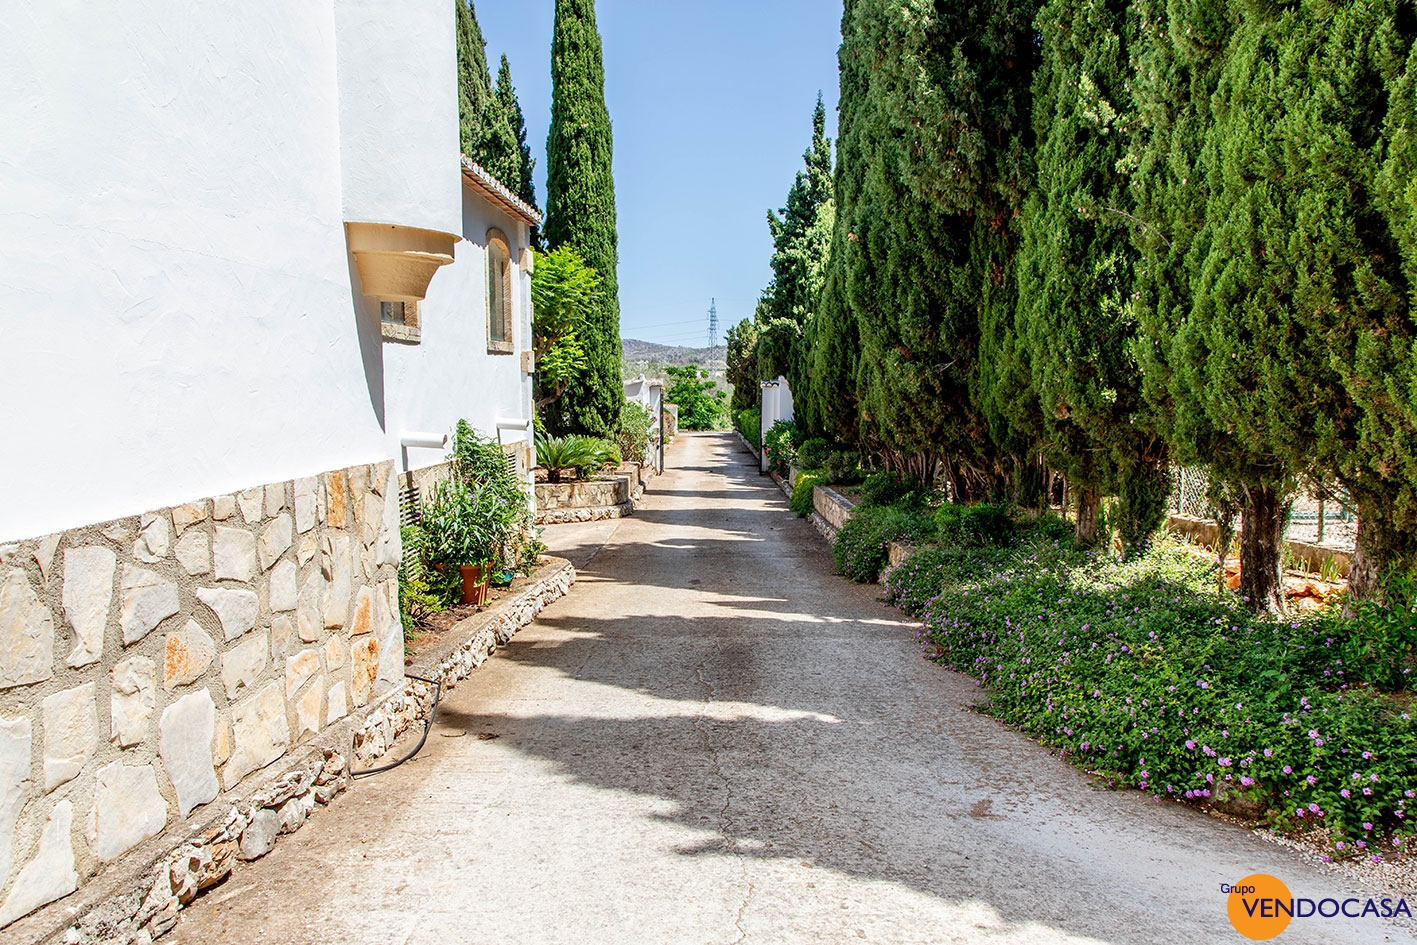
[810,485,856,544]
[533,467,654,526]
[1165,514,1353,577]
[20,556,574,945]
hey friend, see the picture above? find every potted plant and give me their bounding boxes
[419,480,495,605]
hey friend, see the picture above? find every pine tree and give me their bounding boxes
[496,55,543,248]
[543,0,622,436]
[1015,0,1166,548]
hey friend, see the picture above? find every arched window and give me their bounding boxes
[486,229,514,353]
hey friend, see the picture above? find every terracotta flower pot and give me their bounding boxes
[458,563,490,606]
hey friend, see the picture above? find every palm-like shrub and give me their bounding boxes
[536,434,598,482]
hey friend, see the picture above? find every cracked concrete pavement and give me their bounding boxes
[167,432,1411,944]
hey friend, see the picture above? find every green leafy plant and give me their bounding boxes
[796,438,831,470]
[935,503,1016,548]
[734,407,762,449]
[833,506,938,583]
[531,246,598,415]
[535,434,599,483]
[763,419,801,476]
[824,450,862,484]
[420,481,496,569]
[791,470,824,517]
[1333,573,1417,691]
[616,400,655,465]
[397,523,456,631]
[665,365,729,430]
[859,471,923,509]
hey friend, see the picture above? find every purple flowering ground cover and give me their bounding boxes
[883,539,1417,861]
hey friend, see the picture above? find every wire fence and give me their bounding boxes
[1167,466,1357,550]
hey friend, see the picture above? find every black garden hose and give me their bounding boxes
[350,673,443,777]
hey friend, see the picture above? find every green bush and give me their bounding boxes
[764,420,801,476]
[535,434,611,482]
[796,438,831,470]
[890,540,1417,855]
[734,407,761,449]
[791,470,824,517]
[824,450,863,484]
[665,365,729,430]
[859,471,924,509]
[1333,574,1417,691]
[935,502,1016,547]
[616,401,654,466]
[833,505,938,583]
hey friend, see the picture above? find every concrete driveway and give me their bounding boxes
[168,432,1410,944]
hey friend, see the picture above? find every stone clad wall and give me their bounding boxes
[0,461,404,929]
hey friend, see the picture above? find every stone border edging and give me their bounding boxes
[351,557,575,767]
[734,430,761,463]
[29,558,576,945]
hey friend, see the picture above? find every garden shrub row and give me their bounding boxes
[883,537,1417,858]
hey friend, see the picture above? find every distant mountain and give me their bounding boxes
[621,338,726,372]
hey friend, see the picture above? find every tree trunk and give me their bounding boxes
[1074,488,1100,546]
[1345,502,1412,609]
[942,459,962,505]
[1239,484,1290,615]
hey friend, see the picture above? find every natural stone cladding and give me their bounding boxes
[0,459,407,937]
[0,553,575,945]
[352,558,575,767]
[533,465,653,526]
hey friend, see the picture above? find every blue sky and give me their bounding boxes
[476,1,842,348]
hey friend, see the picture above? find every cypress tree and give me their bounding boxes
[455,0,493,159]
[755,95,835,413]
[1202,0,1416,602]
[1015,0,1166,548]
[543,0,622,437]
[804,0,867,445]
[495,54,543,248]
[1128,0,1299,612]
[840,0,1041,491]
[725,319,761,413]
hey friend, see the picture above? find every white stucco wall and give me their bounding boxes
[380,188,535,472]
[0,0,471,543]
[333,0,462,235]
[0,2,390,543]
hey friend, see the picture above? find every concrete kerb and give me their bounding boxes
[15,557,576,945]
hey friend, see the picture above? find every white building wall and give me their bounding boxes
[0,0,470,543]
[333,0,462,235]
[380,191,535,471]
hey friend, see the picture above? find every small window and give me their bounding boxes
[486,229,514,353]
[379,300,420,343]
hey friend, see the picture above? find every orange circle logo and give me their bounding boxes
[1227,873,1294,940]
